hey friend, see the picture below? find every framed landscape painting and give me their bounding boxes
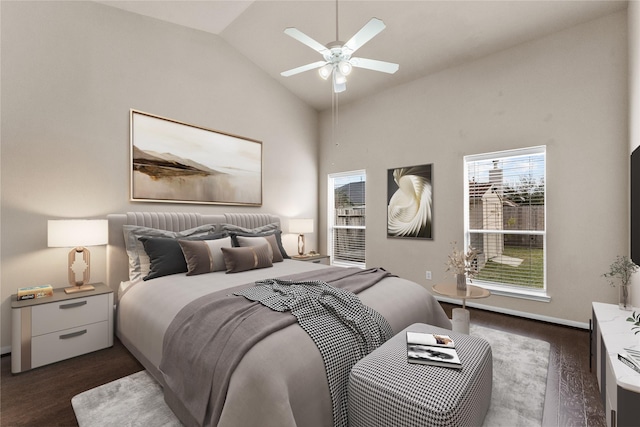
[387,164,433,239]
[130,110,262,206]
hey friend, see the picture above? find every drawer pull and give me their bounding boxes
[60,330,87,340]
[59,301,87,310]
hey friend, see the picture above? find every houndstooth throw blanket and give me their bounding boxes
[234,278,393,427]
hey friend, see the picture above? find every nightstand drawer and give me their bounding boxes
[31,294,109,336]
[31,321,110,369]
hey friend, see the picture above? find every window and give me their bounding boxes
[328,170,366,267]
[464,146,547,300]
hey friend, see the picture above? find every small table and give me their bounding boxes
[432,282,490,334]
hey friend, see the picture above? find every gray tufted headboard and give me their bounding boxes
[106,212,281,293]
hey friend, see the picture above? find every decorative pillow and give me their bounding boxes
[219,222,279,234]
[123,224,217,281]
[137,232,227,281]
[139,236,188,281]
[178,236,232,275]
[234,234,284,263]
[230,230,290,259]
[221,244,273,273]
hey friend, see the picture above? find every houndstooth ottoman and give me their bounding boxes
[348,323,492,427]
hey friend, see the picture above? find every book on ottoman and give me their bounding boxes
[406,331,462,369]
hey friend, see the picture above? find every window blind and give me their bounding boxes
[465,146,546,291]
[329,171,366,267]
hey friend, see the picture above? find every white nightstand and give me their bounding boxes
[11,283,113,373]
[291,254,331,265]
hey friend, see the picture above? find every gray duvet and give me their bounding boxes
[116,260,451,427]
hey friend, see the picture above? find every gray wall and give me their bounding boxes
[0,2,319,351]
[319,11,629,326]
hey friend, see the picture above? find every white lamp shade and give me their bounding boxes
[319,64,333,80]
[338,60,352,76]
[289,218,314,234]
[48,219,108,248]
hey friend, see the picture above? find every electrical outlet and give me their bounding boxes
[425,271,432,280]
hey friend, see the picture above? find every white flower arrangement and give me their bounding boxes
[446,242,479,280]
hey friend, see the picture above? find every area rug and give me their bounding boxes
[72,326,550,427]
[472,325,550,427]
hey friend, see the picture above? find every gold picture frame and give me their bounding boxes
[130,110,262,206]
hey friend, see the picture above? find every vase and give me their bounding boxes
[456,273,467,292]
[619,283,632,311]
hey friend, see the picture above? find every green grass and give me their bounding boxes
[476,246,544,288]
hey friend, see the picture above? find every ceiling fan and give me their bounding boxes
[280,8,399,94]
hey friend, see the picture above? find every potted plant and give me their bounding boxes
[446,242,479,291]
[603,255,638,311]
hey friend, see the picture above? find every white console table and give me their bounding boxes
[592,302,640,427]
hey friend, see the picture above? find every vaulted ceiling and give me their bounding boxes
[98,1,627,111]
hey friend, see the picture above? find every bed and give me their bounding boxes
[108,212,451,427]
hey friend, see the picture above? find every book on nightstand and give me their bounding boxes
[17,284,53,301]
[406,331,462,369]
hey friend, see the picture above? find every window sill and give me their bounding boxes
[332,260,366,269]
[471,282,551,302]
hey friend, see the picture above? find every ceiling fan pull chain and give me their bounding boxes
[335,0,339,41]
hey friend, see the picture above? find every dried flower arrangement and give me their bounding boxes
[603,255,638,311]
[603,255,638,287]
[445,242,479,280]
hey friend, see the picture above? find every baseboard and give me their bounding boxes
[1,345,11,356]
[434,296,590,330]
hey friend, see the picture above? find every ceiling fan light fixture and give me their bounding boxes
[319,63,333,80]
[334,70,347,85]
[338,60,352,76]
[333,73,346,93]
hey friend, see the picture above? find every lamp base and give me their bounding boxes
[64,284,95,294]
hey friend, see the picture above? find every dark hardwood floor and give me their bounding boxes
[0,303,605,427]
[438,303,606,427]
[1,339,143,426]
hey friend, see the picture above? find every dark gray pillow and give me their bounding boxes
[139,232,228,280]
[221,243,273,273]
[139,236,187,281]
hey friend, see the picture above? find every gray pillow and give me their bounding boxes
[178,236,232,275]
[235,234,284,262]
[123,224,217,281]
[221,244,273,273]
[139,232,228,280]
[219,222,279,234]
[230,230,290,260]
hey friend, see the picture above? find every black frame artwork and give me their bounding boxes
[387,164,433,239]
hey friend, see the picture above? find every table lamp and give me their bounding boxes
[48,219,108,293]
[289,218,314,255]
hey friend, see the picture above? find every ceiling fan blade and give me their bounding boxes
[350,57,399,74]
[281,61,328,77]
[284,27,329,55]
[343,18,386,54]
